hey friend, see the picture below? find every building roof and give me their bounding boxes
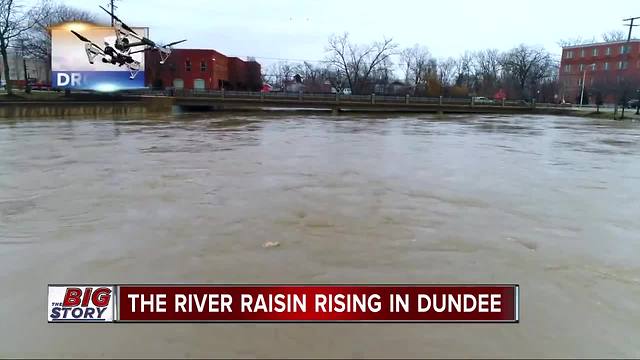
[562,39,640,49]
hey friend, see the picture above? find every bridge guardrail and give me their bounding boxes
[130,89,575,109]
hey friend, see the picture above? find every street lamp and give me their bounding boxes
[579,63,596,107]
[211,57,216,90]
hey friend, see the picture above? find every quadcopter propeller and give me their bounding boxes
[163,39,187,48]
[70,30,92,43]
[128,48,147,55]
[99,5,139,36]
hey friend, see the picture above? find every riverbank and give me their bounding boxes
[1,91,633,120]
[576,109,640,121]
[0,92,173,118]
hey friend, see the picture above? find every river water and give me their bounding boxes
[1,113,639,358]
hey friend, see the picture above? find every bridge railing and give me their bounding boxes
[133,89,568,109]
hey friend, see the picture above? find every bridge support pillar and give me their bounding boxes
[371,93,375,104]
[405,94,410,104]
[439,96,443,106]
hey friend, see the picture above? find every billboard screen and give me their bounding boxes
[51,24,148,91]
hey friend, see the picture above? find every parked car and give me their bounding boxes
[626,99,639,109]
[472,96,495,104]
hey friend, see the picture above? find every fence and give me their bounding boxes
[123,88,585,110]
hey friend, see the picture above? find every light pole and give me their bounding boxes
[211,57,216,90]
[579,63,596,107]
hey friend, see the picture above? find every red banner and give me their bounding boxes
[117,285,518,322]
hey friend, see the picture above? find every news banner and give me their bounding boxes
[48,285,519,323]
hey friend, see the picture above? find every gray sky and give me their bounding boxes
[41,0,639,66]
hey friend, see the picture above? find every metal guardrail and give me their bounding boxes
[124,89,583,110]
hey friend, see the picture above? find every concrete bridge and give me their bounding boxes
[166,90,573,114]
[0,90,579,118]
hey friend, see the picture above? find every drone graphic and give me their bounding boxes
[70,6,187,80]
[99,6,187,64]
[71,30,142,79]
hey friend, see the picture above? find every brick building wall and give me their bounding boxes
[145,49,261,91]
[559,40,640,104]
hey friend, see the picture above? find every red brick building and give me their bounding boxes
[559,40,640,104]
[145,49,262,91]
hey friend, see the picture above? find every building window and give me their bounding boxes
[606,47,611,55]
[580,49,585,57]
[591,63,596,71]
[200,61,207,72]
[604,62,609,71]
[618,61,628,70]
[564,64,571,72]
[579,64,584,71]
[185,59,192,72]
[592,48,598,56]
[620,45,629,54]
[565,50,573,59]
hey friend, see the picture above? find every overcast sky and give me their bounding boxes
[39,0,639,66]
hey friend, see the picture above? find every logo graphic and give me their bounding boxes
[50,25,147,90]
[48,285,115,322]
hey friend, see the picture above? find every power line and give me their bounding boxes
[227,55,331,64]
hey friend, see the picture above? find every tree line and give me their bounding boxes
[264,32,560,101]
[266,28,636,100]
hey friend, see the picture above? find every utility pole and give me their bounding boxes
[23,58,30,94]
[623,16,640,42]
[620,16,639,119]
[108,0,119,26]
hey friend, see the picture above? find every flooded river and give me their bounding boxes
[1,113,639,358]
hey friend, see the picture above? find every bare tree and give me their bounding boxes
[20,3,97,62]
[501,44,554,99]
[473,49,502,95]
[437,57,456,89]
[263,61,304,91]
[0,0,47,94]
[557,36,596,47]
[453,51,474,88]
[399,44,433,94]
[325,32,398,94]
[602,30,626,42]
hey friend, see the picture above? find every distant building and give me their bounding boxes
[0,50,49,84]
[559,40,640,104]
[145,49,261,91]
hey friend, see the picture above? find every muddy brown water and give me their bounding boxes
[1,113,639,358]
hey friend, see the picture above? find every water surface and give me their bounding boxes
[1,113,639,357]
